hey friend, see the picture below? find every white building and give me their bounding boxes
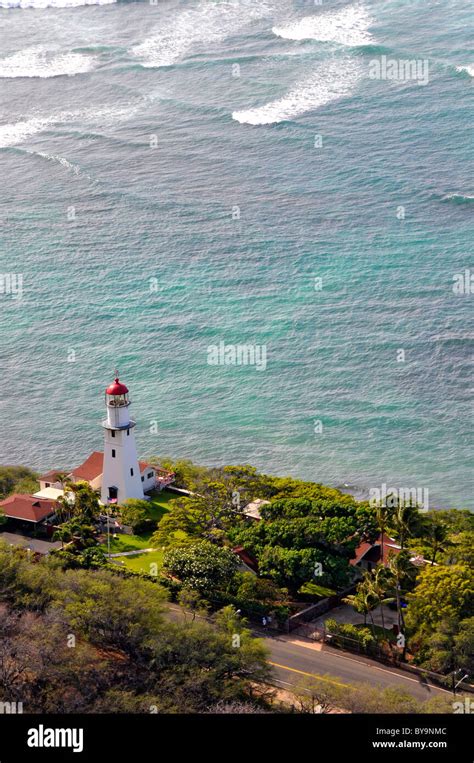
[100,376,145,504]
[38,375,174,505]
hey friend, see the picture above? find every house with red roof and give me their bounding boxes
[351,532,430,572]
[0,494,56,531]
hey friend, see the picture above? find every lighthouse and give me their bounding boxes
[100,374,145,505]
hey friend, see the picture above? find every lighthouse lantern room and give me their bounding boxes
[101,373,145,505]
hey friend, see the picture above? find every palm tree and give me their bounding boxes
[343,588,372,627]
[370,564,393,634]
[425,520,449,564]
[375,503,392,564]
[390,501,421,549]
[386,549,413,656]
[53,523,75,548]
[344,578,378,639]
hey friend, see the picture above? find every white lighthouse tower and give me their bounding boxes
[100,374,145,505]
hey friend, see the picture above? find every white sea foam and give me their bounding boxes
[0,48,97,78]
[0,0,115,7]
[0,101,145,148]
[132,0,273,68]
[34,152,82,175]
[455,64,474,77]
[0,117,55,147]
[273,3,373,47]
[233,57,362,125]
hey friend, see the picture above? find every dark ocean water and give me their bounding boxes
[0,0,473,508]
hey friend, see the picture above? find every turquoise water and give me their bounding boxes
[0,0,472,508]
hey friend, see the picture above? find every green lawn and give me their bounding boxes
[100,533,152,554]
[111,549,164,575]
[99,489,177,553]
[145,488,177,523]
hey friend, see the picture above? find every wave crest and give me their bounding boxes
[455,64,474,77]
[441,193,474,204]
[273,3,373,47]
[0,48,97,78]
[232,57,362,125]
[131,0,272,69]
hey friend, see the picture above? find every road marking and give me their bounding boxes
[268,661,349,688]
[277,640,451,694]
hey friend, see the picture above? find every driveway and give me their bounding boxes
[309,603,399,633]
[0,531,62,555]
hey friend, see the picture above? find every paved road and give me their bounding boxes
[167,605,448,702]
[263,634,448,701]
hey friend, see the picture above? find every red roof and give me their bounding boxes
[0,494,55,523]
[232,546,259,573]
[71,453,159,482]
[139,461,154,473]
[106,377,129,395]
[39,469,65,483]
[350,532,401,566]
[72,451,104,482]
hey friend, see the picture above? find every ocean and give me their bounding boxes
[0,0,472,508]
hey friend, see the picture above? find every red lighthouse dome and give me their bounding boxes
[106,377,129,396]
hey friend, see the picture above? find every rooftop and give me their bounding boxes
[0,494,56,523]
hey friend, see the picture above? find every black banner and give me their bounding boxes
[0,713,471,761]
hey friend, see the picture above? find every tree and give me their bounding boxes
[0,466,39,499]
[406,564,474,637]
[386,550,413,645]
[425,519,449,564]
[177,587,209,621]
[163,541,238,595]
[389,501,422,549]
[344,582,378,630]
[70,482,101,524]
[119,499,155,534]
[406,564,474,670]
[375,503,391,561]
[235,572,287,607]
[294,676,345,714]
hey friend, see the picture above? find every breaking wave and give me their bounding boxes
[273,3,373,47]
[232,57,362,125]
[455,64,474,77]
[131,0,274,68]
[0,48,97,78]
[0,117,55,147]
[441,192,474,204]
[0,102,143,148]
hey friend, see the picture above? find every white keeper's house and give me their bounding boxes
[38,375,174,505]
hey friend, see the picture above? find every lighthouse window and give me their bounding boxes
[130,468,134,477]
[112,449,116,458]
[141,476,144,482]
[127,429,130,436]
[147,472,154,479]
[111,431,115,438]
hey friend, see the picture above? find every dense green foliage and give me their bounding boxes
[0,542,269,713]
[0,465,39,499]
[163,541,239,594]
[230,497,377,592]
[119,499,156,534]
